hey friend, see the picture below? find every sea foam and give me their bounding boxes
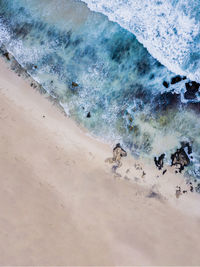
[0,0,200,179]
[81,0,200,82]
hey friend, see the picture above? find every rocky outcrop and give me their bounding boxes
[154,153,165,170]
[171,75,182,84]
[184,81,200,100]
[171,143,191,173]
[162,81,169,88]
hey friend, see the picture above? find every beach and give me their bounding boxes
[0,56,200,266]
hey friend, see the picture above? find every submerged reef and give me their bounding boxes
[0,0,200,181]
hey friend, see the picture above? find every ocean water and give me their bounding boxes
[0,0,200,179]
[82,0,200,83]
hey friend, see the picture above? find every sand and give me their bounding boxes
[0,56,200,266]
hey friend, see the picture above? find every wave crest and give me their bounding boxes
[82,0,200,82]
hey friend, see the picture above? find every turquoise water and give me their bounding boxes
[0,0,200,179]
[82,0,200,83]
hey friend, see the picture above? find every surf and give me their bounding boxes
[81,0,200,83]
[0,0,200,180]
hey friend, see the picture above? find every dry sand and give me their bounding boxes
[0,57,200,266]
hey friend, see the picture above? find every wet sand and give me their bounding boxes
[0,57,200,266]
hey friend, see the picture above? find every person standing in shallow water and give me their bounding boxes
[105,143,127,168]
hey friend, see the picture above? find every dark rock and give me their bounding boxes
[184,81,200,100]
[154,92,180,111]
[163,81,169,88]
[3,52,10,60]
[183,190,187,193]
[171,146,190,173]
[162,169,167,175]
[113,143,127,157]
[72,81,78,87]
[171,75,182,84]
[86,112,91,118]
[185,81,199,92]
[190,185,194,192]
[184,91,196,100]
[154,153,165,170]
[180,142,192,154]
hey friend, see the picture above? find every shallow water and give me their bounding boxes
[0,0,200,179]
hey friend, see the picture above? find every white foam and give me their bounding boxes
[81,0,200,82]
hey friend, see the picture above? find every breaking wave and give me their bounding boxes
[0,0,200,180]
[81,0,200,82]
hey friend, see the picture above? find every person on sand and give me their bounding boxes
[105,143,127,168]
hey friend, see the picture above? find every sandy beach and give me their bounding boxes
[0,56,200,266]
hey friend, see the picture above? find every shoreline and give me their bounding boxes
[1,48,198,184]
[0,46,117,147]
[1,50,199,205]
[0,55,200,265]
